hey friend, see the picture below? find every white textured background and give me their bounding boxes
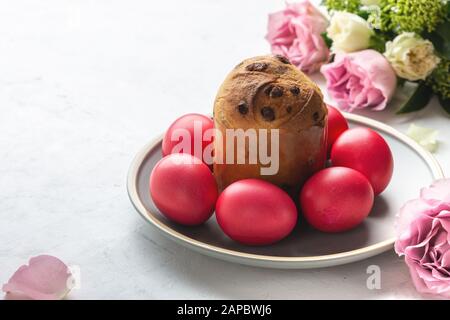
[0,0,448,299]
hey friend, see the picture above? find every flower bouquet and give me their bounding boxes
[266,0,450,115]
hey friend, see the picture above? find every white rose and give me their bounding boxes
[327,12,374,53]
[384,32,441,81]
[361,0,381,5]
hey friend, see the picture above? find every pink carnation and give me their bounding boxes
[395,179,450,298]
[266,1,329,74]
[321,50,397,112]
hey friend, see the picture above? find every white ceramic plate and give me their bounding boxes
[127,113,444,269]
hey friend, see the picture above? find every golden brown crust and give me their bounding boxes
[213,55,328,191]
[214,55,327,131]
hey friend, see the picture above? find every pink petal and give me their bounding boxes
[266,0,329,74]
[421,179,450,205]
[441,250,450,268]
[395,179,450,298]
[431,228,449,250]
[395,199,432,240]
[437,214,450,244]
[398,215,435,258]
[348,50,397,109]
[405,258,433,294]
[2,255,72,300]
[320,50,397,111]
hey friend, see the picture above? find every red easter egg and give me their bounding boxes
[150,153,218,225]
[326,105,349,153]
[216,179,298,245]
[300,167,374,232]
[162,113,214,165]
[331,127,394,195]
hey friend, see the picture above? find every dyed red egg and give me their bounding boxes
[300,167,374,232]
[331,127,393,195]
[326,105,349,153]
[162,113,214,165]
[150,153,218,225]
[216,179,298,245]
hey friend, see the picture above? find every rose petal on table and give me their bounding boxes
[407,123,439,153]
[2,255,72,300]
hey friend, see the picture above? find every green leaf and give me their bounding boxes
[369,33,386,53]
[438,96,450,116]
[424,21,450,59]
[357,9,370,20]
[329,53,336,63]
[396,82,434,114]
[321,32,333,49]
[435,21,450,41]
[397,77,406,88]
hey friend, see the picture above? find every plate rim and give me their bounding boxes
[127,113,445,268]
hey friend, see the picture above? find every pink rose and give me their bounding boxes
[266,1,329,74]
[395,179,450,298]
[320,50,397,112]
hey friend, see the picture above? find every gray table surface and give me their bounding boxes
[1,0,448,299]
